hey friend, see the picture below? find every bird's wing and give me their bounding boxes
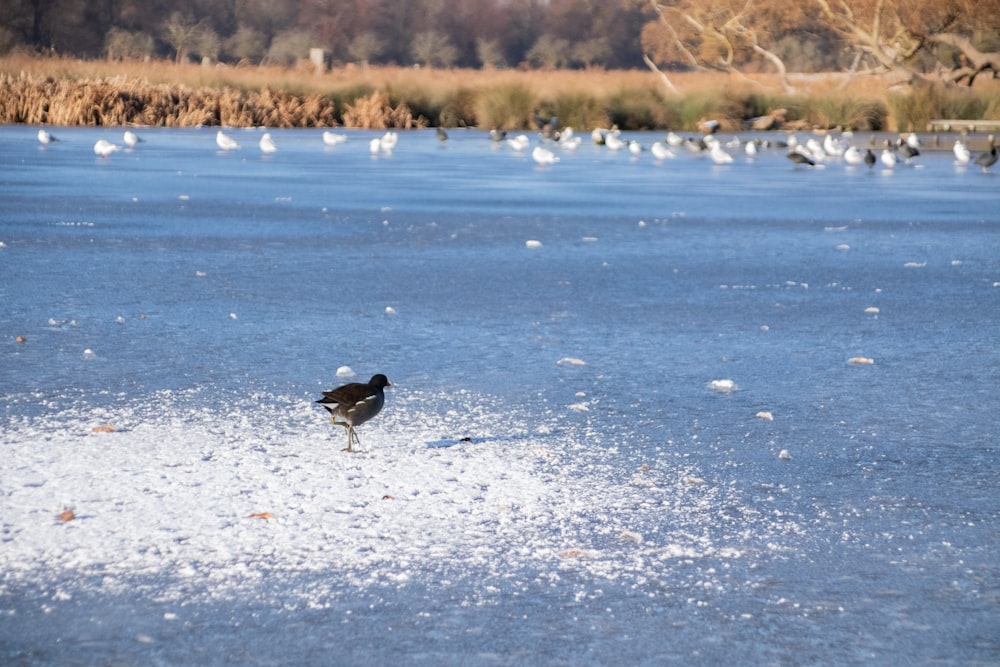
[317,383,376,407]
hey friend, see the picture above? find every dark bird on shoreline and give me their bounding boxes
[316,374,391,453]
[436,127,448,143]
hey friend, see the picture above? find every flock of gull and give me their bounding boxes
[35,123,998,173]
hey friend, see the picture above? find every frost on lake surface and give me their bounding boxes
[2,388,781,603]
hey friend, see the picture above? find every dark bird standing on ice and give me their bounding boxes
[317,374,391,452]
[786,150,815,167]
[974,135,997,173]
[864,148,877,168]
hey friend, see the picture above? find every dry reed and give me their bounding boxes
[3,54,998,131]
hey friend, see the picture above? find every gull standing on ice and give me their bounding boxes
[531,145,559,166]
[953,139,971,164]
[123,130,143,148]
[216,130,240,151]
[322,131,347,147]
[316,374,392,452]
[93,139,120,158]
[651,142,674,161]
[379,131,398,152]
[843,145,863,165]
[880,142,897,169]
[259,132,278,154]
[37,129,58,145]
[709,141,734,164]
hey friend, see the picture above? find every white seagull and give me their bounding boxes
[379,131,398,152]
[216,130,240,151]
[880,144,897,169]
[322,131,347,147]
[259,132,278,154]
[604,132,626,151]
[953,139,971,164]
[651,142,675,161]
[531,145,559,166]
[123,130,143,148]
[38,129,58,145]
[709,142,734,165]
[843,145,864,165]
[93,139,120,158]
[506,134,531,152]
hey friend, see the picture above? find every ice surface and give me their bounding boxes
[2,126,999,664]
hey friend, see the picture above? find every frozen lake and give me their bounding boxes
[2,125,999,664]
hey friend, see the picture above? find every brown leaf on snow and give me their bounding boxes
[247,512,274,520]
[92,424,116,433]
[58,508,75,522]
[558,550,585,558]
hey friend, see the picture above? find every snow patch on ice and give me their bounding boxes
[1,388,802,605]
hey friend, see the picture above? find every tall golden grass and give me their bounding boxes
[2,54,998,131]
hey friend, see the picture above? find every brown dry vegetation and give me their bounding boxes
[2,54,998,131]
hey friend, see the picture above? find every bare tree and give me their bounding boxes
[810,0,1000,86]
[527,34,570,69]
[641,0,797,93]
[162,12,202,64]
[572,38,612,69]
[411,31,457,68]
[225,26,267,64]
[476,37,506,69]
[348,32,384,69]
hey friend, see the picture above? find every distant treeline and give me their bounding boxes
[2,0,650,70]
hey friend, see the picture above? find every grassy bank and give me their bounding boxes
[2,54,998,131]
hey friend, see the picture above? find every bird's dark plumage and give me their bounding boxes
[864,148,876,168]
[787,150,815,167]
[317,374,391,452]
[974,145,997,172]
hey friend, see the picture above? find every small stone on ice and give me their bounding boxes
[525,239,543,249]
[82,349,96,359]
[336,366,355,378]
[756,411,774,421]
[385,306,396,315]
[116,316,125,324]
[848,357,874,364]
[229,313,238,320]
[557,357,586,366]
[779,449,792,460]
[864,307,880,314]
